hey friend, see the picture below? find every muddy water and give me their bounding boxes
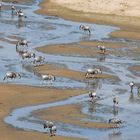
[1,1,140,140]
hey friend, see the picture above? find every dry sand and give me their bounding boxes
[37,0,140,29]
[0,84,86,140]
[52,0,140,18]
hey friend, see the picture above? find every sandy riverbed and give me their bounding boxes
[0,84,86,140]
[1,0,140,140]
[33,104,118,129]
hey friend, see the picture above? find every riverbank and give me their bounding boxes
[37,0,140,30]
[0,84,86,140]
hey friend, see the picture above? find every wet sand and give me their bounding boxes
[34,63,119,81]
[110,29,140,40]
[34,104,117,129]
[0,84,86,140]
[36,40,131,58]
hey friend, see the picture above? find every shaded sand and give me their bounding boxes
[34,63,119,81]
[34,104,117,129]
[37,0,140,29]
[0,84,86,140]
[36,41,131,58]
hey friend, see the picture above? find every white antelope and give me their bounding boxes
[21,52,36,59]
[16,39,28,48]
[108,118,123,125]
[50,126,57,136]
[33,56,45,65]
[41,74,55,82]
[89,91,100,102]
[11,5,16,14]
[79,25,91,34]
[16,9,27,18]
[85,68,102,78]
[97,45,106,53]
[43,121,54,130]
[129,81,134,93]
[3,72,21,81]
[43,121,57,136]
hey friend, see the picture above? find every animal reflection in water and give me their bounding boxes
[129,91,140,103]
[108,118,124,128]
[3,72,21,81]
[112,105,119,116]
[97,54,106,62]
[108,130,122,140]
[80,32,91,41]
[88,101,98,113]
[16,19,26,28]
[43,121,57,136]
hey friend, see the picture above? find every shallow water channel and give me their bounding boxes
[1,1,140,140]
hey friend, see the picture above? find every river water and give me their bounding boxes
[1,1,140,140]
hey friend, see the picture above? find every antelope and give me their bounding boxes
[3,72,21,81]
[11,5,16,14]
[79,25,91,34]
[43,121,54,130]
[129,81,134,93]
[108,118,123,128]
[89,91,100,102]
[21,52,36,59]
[33,56,45,65]
[50,126,57,136]
[97,45,106,54]
[16,39,28,48]
[85,68,102,78]
[43,121,57,136]
[41,74,55,82]
[16,9,27,18]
